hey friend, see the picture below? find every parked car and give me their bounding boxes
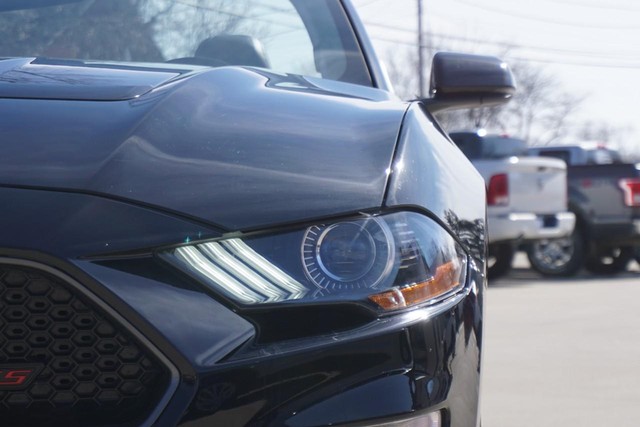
[449,132,575,278]
[0,1,515,426]
[527,143,640,275]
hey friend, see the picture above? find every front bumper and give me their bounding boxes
[175,275,484,427]
[0,187,484,427]
[488,211,576,243]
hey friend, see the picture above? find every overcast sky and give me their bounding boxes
[351,0,640,154]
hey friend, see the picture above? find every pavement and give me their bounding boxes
[481,254,640,427]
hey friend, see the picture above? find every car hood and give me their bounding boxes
[0,59,407,231]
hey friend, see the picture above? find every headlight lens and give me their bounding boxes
[160,211,467,313]
[302,218,394,291]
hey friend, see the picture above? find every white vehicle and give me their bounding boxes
[450,132,576,277]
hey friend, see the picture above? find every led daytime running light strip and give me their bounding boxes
[172,239,308,304]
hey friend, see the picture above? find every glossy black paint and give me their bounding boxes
[430,53,515,95]
[0,188,218,258]
[0,61,405,231]
[426,52,515,114]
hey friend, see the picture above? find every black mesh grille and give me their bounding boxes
[0,264,171,427]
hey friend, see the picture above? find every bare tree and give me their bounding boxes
[501,61,583,145]
[576,121,640,162]
[0,1,164,61]
[577,120,622,143]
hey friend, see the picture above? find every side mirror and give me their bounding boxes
[423,52,516,113]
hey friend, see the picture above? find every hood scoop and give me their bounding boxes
[0,57,181,101]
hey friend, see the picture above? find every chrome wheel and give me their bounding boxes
[526,229,584,277]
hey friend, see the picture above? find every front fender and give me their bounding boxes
[384,103,487,271]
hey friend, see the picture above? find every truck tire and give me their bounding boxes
[488,243,514,279]
[526,228,585,277]
[584,246,633,275]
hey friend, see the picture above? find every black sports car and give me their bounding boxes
[0,1,514,426]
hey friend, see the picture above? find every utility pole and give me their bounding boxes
[417,0,426,98]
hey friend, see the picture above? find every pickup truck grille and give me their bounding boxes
[0,264,170,427]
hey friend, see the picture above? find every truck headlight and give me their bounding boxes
[160,211,467,313]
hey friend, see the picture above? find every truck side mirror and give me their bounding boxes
[423,52,516,113]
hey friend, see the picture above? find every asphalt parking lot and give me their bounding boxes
[482,254,640,427]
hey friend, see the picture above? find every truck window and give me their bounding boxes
[587,148,621,164]
[450,133,527,160]
[482,137,527,158]
[534,150,570,164]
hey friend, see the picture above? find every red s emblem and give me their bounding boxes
[0,365,42,389]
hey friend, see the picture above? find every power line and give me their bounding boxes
[362,20,418,33]
[369,34,420,47]
[449,0,640,30]
[357,0,388,8]
[363,21,640,60]
[428,31,638,60]
[510,0,640,12]
[508,55,640,69]
[368,35,640,69]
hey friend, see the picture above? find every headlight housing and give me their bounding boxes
[160,211,467,314]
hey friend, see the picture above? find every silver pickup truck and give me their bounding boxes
[450,132,575,278]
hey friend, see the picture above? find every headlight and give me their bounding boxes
[159,211,467,313]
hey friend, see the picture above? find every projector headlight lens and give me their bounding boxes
[302,218,394,291]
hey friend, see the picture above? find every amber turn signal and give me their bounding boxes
[369,260,464,311]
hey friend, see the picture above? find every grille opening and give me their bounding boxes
[0,264,171,427]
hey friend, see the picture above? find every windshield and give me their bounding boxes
[0,0,372,86]
[586,148,622,165]
[482,136,528,158]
